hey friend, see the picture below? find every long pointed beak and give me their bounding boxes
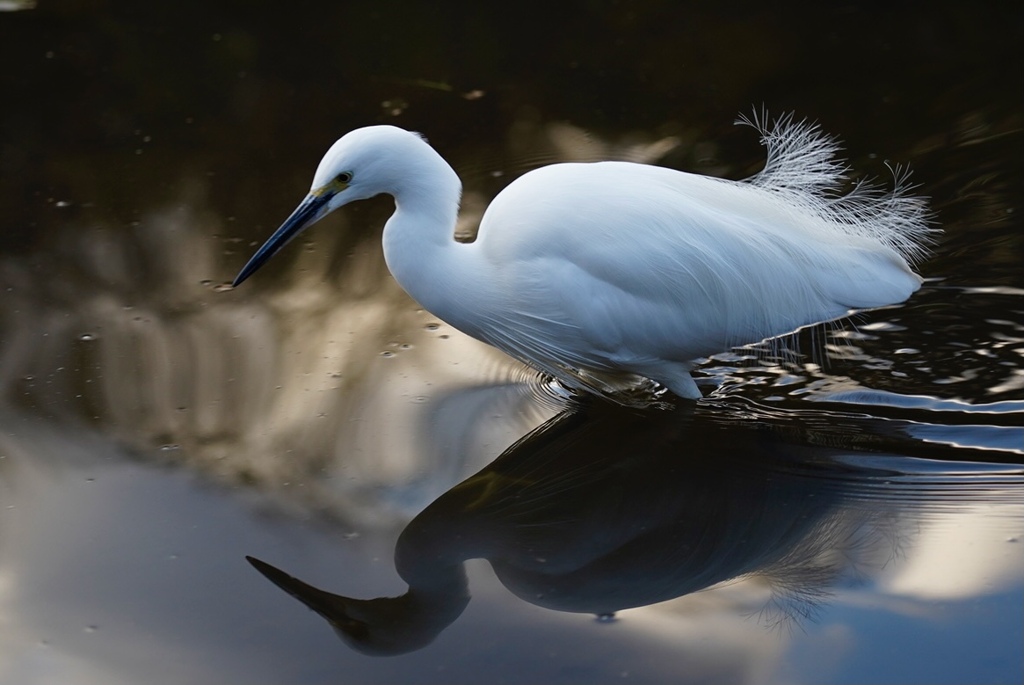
[246,556,345,619]
[246,555,368,634]
[232,192,332,287]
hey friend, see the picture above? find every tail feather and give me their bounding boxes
[737,111,936,266]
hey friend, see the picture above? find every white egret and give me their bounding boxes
[232,114,932,400]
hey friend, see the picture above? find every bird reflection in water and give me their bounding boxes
[248,403,900,656]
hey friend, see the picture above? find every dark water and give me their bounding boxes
[1,2,1022,684]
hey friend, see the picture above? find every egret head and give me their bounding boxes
[231,125,432,287]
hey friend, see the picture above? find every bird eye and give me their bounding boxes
[335,171,353,184]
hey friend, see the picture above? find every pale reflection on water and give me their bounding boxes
[1,198,554,520]
[1,385,1021,684]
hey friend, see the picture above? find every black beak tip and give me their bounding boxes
[231,270,250,288]
[230,269,253,289]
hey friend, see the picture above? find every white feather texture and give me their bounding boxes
[234,114,935,401]
[739,112,933,264]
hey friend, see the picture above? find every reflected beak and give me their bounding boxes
[245,555,369,634]
[245,555,345,619]
[232,192,332,287]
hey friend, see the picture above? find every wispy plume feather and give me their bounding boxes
[737,110,936,264]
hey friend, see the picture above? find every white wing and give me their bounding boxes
[475,160,923,366]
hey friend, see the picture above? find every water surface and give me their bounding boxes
[1,2,1022,684]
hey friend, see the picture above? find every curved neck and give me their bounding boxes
[380,157,487,335]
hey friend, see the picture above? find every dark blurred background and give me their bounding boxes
[2,1,1021,272]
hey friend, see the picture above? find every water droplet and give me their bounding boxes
[77,333,97,341]
[596,613,617,623]
[84,625,98,633]
[381,98,408,116]
[425,323,440,331]
[399,343,413,350]
[380,351,395,358]
[1007,537,1019,543]
[212,282,234,292]
[159,444,180,451]
[410,396,428,404]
